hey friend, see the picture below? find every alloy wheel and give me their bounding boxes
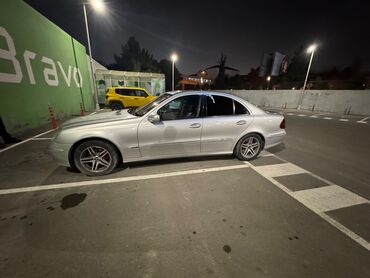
[79,146,112,173]
[240,136,260,159]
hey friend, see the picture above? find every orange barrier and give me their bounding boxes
[48,104,58,129]
[80,102,85,116]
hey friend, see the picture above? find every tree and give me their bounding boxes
[284,46,309,82]
[109,36,160,72]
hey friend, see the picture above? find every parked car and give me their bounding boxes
[50,91,286,176]
[105,86,156,110]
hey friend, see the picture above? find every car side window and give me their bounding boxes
[234,100,249,115]
[206,95,233,116]
[135,90,147,97]
[158,95,200,121]
[116,89,133,96]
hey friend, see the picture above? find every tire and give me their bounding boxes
[73,140,119,176]
[234,134,263,161]
[110,101,124,110]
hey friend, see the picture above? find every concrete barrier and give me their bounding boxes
[224,90,370,115]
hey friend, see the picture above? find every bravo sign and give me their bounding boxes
[0,26,83,88]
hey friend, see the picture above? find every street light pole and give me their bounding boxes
[298,44,317,110]
[83,2,101,111]
[171,53,178,91]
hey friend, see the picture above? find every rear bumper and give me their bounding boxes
[48,141,72,167]
[264,130,286,149]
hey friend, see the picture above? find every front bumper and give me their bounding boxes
[48,141,73,167]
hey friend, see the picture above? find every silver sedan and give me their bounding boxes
[49,91,286,176]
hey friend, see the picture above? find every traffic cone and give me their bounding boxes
[48,104,58,129]
[80,102,85,116]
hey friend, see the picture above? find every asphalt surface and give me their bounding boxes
[0,111,369,277]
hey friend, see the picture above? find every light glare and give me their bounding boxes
[307,44,317,53]
[91,0,105,13]
[171,53,178,62]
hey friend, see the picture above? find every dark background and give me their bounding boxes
[24,0,370,75]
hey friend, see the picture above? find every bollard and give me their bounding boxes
[48,104,58,129]
[80,102,85,116]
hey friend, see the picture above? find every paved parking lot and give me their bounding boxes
[0,112,369,277]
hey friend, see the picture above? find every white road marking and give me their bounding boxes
[260,151,274,157]
[244,154,370,251]
[30,137,53,141]
[310,115,319,118]
[297,114,307,117]
[253,163,307,177]
[357,116,369,123]
[339,119,349,122]
[286,113,295,116]
[0,164,249,196]
[244,159,370,251]
[0,129,55,153]
[323,117,333,120]
[293,185,369,212]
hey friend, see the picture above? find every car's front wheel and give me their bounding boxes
[73,140,119,176]
[110,101,124,110]
[234,134,263,161]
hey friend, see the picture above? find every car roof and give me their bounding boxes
[107,86,146,90]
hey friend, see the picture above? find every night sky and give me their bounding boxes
[25,0,370,75]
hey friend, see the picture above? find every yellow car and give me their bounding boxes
[105,87,156,110]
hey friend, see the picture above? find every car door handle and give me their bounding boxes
[189,123,201,128]
[236,120,247,125]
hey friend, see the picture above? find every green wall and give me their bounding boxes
[0,0,94,133]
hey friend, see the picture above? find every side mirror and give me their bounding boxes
[148,113,160,123]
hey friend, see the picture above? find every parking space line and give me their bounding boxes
[253,163,307,177]
[297,114,307,117]
[244,159,370,251]
[0,129,54,153]
[310,115,319,118]
[244,154,370,251]
[339,119,349,122]
[323,117,333,120]
[0,164,249,196]
[30,137,53,141]
[293,185,369,212]
[286,113,295,116]
[357,116,369,124]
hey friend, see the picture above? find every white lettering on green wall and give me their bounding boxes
[0,27,23,83]
[0,26,83,88]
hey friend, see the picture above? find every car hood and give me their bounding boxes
[61,110,138,129]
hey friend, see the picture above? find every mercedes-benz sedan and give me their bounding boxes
[49,91,286,176]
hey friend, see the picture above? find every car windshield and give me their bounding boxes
[131,93,172,117]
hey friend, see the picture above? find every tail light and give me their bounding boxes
[280,118,286,129]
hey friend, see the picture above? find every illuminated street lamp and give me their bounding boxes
[170,53,178,91]
[266,76,271,90]
[298,43,317,109]
[83,0,106,111]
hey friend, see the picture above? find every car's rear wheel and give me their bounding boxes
[234,134,263,161]
[73,140,119,176]
[110,101,124,110]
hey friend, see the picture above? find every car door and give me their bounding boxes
[116,88,135,107]
[138,94,202,158]
[201,94,252,153]
[133,89,150,107]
